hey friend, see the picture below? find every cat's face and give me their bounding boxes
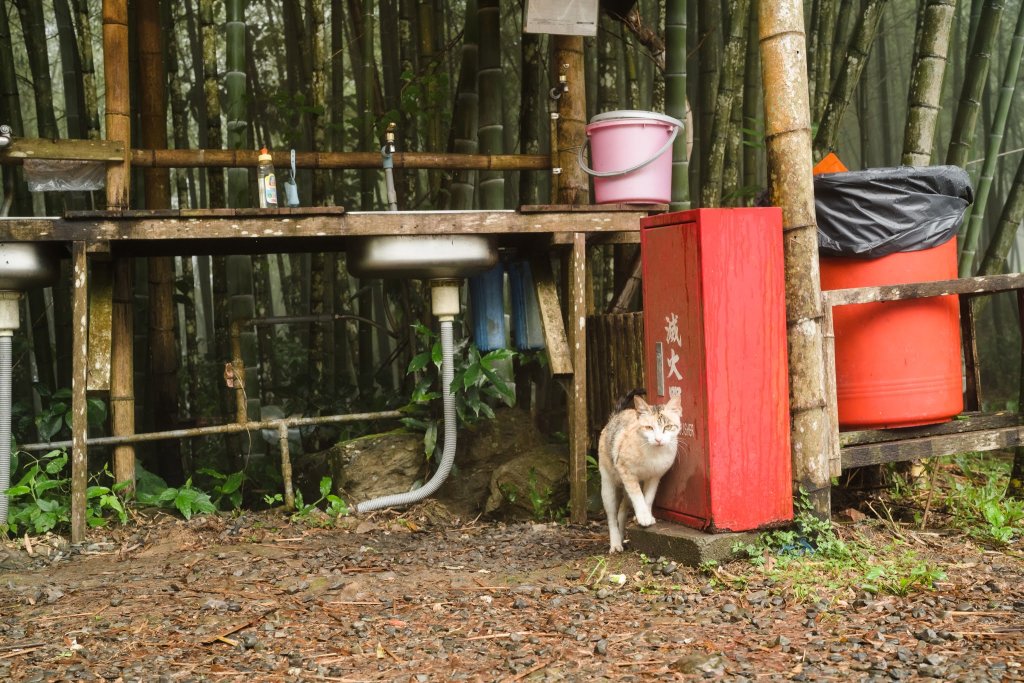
[635,395,682,448]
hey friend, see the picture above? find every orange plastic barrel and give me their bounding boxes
[820,238,963,429]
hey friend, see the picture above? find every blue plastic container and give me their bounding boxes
[469,265,506,351]
[507,260,545,350]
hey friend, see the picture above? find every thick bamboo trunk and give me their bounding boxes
[760,2,831,517]
[519,30,542,206]
[200,0,225,207]
[812,0,888,160]
[902,0,956,166]
[139,0,183,485]
[448,0,479,210]
[552,36,589,205]
[960,0,1024,276]
[701,0,751,207]
[331,0,347,206]
[101,0,134,499]
[665,0,689,210]
[946,0,1003,168]
[74,0,101,140]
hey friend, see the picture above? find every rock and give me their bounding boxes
[834,507,868,523]
[300,429,425,506]
[435,408,549,519]
[483,444,569,520]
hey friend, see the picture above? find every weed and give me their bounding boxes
[264,476,349,526]
[5,450,128,534]
[731,490,945,601]
[137,478,216,520]
[403,324,515,460]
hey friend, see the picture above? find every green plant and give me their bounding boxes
[403,323,516,460]
[137,477,216,520]
[264,477,349,526]
[5,450,128,533]
[33,385,107,442]
[730,490,945,601]
[197,468,245,510]
[942,453,1024,545]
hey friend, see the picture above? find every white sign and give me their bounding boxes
[523,0,599,36]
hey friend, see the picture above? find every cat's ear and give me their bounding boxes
[666,393,682,413]
[633,395,651,412]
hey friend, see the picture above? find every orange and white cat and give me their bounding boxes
[598,390,682,553]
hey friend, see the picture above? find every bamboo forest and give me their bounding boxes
[3,0,1024,521]
[6,1,1024,680]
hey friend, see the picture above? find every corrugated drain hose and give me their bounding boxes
[0,334,13,523]
[354,316,457,513]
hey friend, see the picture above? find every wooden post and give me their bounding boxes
[567,233,588,523]
[111,259,135,488]
[759,4,832,516]
[70,242,88,543]
[551,36,591,521]
[104,0,134,490]
[552,36,589,206]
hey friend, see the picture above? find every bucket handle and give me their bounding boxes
[576,123,680,178]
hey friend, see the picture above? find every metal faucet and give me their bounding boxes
[0,125,12,149]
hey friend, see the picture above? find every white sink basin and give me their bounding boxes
[0,242,61,289]
[347,235,498,279]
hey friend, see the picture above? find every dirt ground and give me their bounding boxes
[2,503,1023,682]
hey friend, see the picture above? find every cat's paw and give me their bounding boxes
[635,511,656,527]
[609,541,624,553]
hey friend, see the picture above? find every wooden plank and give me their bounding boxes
[0,138,125,163]
[71,210,646,241]
[70,242,88,544]
[822,303,842,479]
[86,260,113,390]
[110,257,135,490]
[961,294,982,411]
[567,233,588,524]
[824,272,1024,306]
[519,203,667,213]
[530,253,572,377]
[840,412,1024,447]
[842,424,1024,469]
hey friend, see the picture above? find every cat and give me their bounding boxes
[598,389,682,553]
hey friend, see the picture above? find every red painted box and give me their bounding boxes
[640,208,793,532]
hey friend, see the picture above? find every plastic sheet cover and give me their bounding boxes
[815,165,974,258]
[24,159,105,192]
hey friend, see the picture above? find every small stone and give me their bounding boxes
[594,639,608,655]
[595,588,611,600]
[925,654,946,667]
[661,562,678,576]
[772,635,790,649]
[722,603,738,614]
[513,598,529,609]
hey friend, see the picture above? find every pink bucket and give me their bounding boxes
[579,110,681,204]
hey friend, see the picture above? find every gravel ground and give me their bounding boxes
[1,506,1023,681]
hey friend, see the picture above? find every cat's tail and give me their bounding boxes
[613,387,646,413]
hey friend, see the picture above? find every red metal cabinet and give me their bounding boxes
[640,208,792,532]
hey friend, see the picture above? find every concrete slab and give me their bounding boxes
[627,522,759,566]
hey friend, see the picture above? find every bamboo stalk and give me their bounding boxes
[901,0,956,167]
[760,2,831,517]
[665,0,689,210]
[103,0,130,208]
[959,0,1024,276]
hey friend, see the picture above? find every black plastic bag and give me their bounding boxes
[815,165,974,259]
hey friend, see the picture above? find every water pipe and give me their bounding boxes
[354,280,460,514]
[0,291,21,524]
